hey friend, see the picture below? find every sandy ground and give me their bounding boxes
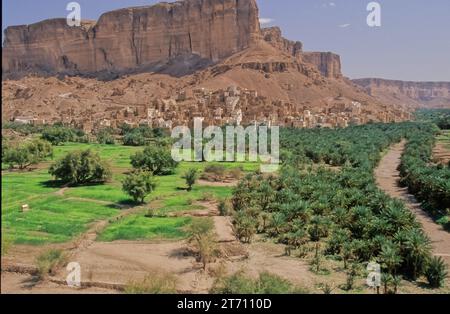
[375,141,450,270]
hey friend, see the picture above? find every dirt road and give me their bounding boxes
[375,141,450,267]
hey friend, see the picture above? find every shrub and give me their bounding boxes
[200,191,215,202]
[234,211,257,243]
[183,168,198,192]
[96,128,115,145]
[131,146,178,175]
[124,270,178,294]
[49,149,112,185]
[41,126,84,145]
[202,164,226,181]
[36,249,67,278]
[3,138,53,169]
[218,199,232,216]
[211,271,301,294]
[187,218,218,270]
[122,170,157,203]
[425,257,448,288]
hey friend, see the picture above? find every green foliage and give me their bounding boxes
[231,122,435,280]
[96,128,115,145]
[35,249,66,278]
[183,168,198,191]
[49,149,112,185]
[124,270,178,294]
[211,271,303,294]
[131,146,179,175]
[416,109,450,129]
[187,218,218,270]
[41,125,85,145]
[425,257,448,288]
[122,170,157,203]
[399,123,450,227]
[3,138,53,169]
[122,126,164,146]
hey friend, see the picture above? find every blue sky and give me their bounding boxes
[2,0,450,81]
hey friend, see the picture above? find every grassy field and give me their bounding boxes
[2,142,258,245]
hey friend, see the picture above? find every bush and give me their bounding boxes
[211,271,301,294]
[218,199,232,216]
[41,126,82,145]
[183,168,198,192]
[122,170,157,203]
[3,138,53,169]
[187,218,218,270]
[96,128,115,145]
[425,257,448,288]
[124,270,178,294]
[35,249,67,278]
[131,146,178,175]
[123,126,157,146]
[49,149,112,185]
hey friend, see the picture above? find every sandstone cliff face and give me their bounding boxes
[262,27,303,59]
[2,0,261,77]
[353,78,450,108]
[303,52,342,79]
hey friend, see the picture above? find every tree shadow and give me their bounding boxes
[40,180,66,188]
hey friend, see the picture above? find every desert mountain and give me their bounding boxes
[2,0,413,130]
[353,78,450,109]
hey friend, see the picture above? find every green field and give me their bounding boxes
[2,143,258,245]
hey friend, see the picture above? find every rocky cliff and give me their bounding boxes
[353,78,450,108]
[303,52,342,79]
[2,0,261,77]
[261,27,342,79]
[261,27,303,59]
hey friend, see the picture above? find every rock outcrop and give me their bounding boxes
[353,78,450,108]
[262,27,303,59]
[303,52,342,79]
[2,0,261,77]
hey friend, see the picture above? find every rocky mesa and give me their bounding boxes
[2,0,261,77]
[353,78,450,108]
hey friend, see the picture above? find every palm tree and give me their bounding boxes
[402,229,432,280]
[425,256,448,288]
[379,241,403,275]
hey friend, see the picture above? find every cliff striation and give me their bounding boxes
[353,78,450,108]
[2,0,261,77]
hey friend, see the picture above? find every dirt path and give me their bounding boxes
[375,141,450,267]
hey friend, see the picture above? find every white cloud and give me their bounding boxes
[321,2,337,8]
[259,17,275,25]
[339,23,351,28]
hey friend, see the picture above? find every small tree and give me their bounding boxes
[187,218,218,270]
[183,168,198,192]
[4,138,53,170]
[49,149,111,185]
[131,146,178,175]
[96,128,115,145]
[122,171,157,203]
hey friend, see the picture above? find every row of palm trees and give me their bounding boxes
[230,122,448,290]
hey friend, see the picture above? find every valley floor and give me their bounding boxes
[375,141,450,273]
